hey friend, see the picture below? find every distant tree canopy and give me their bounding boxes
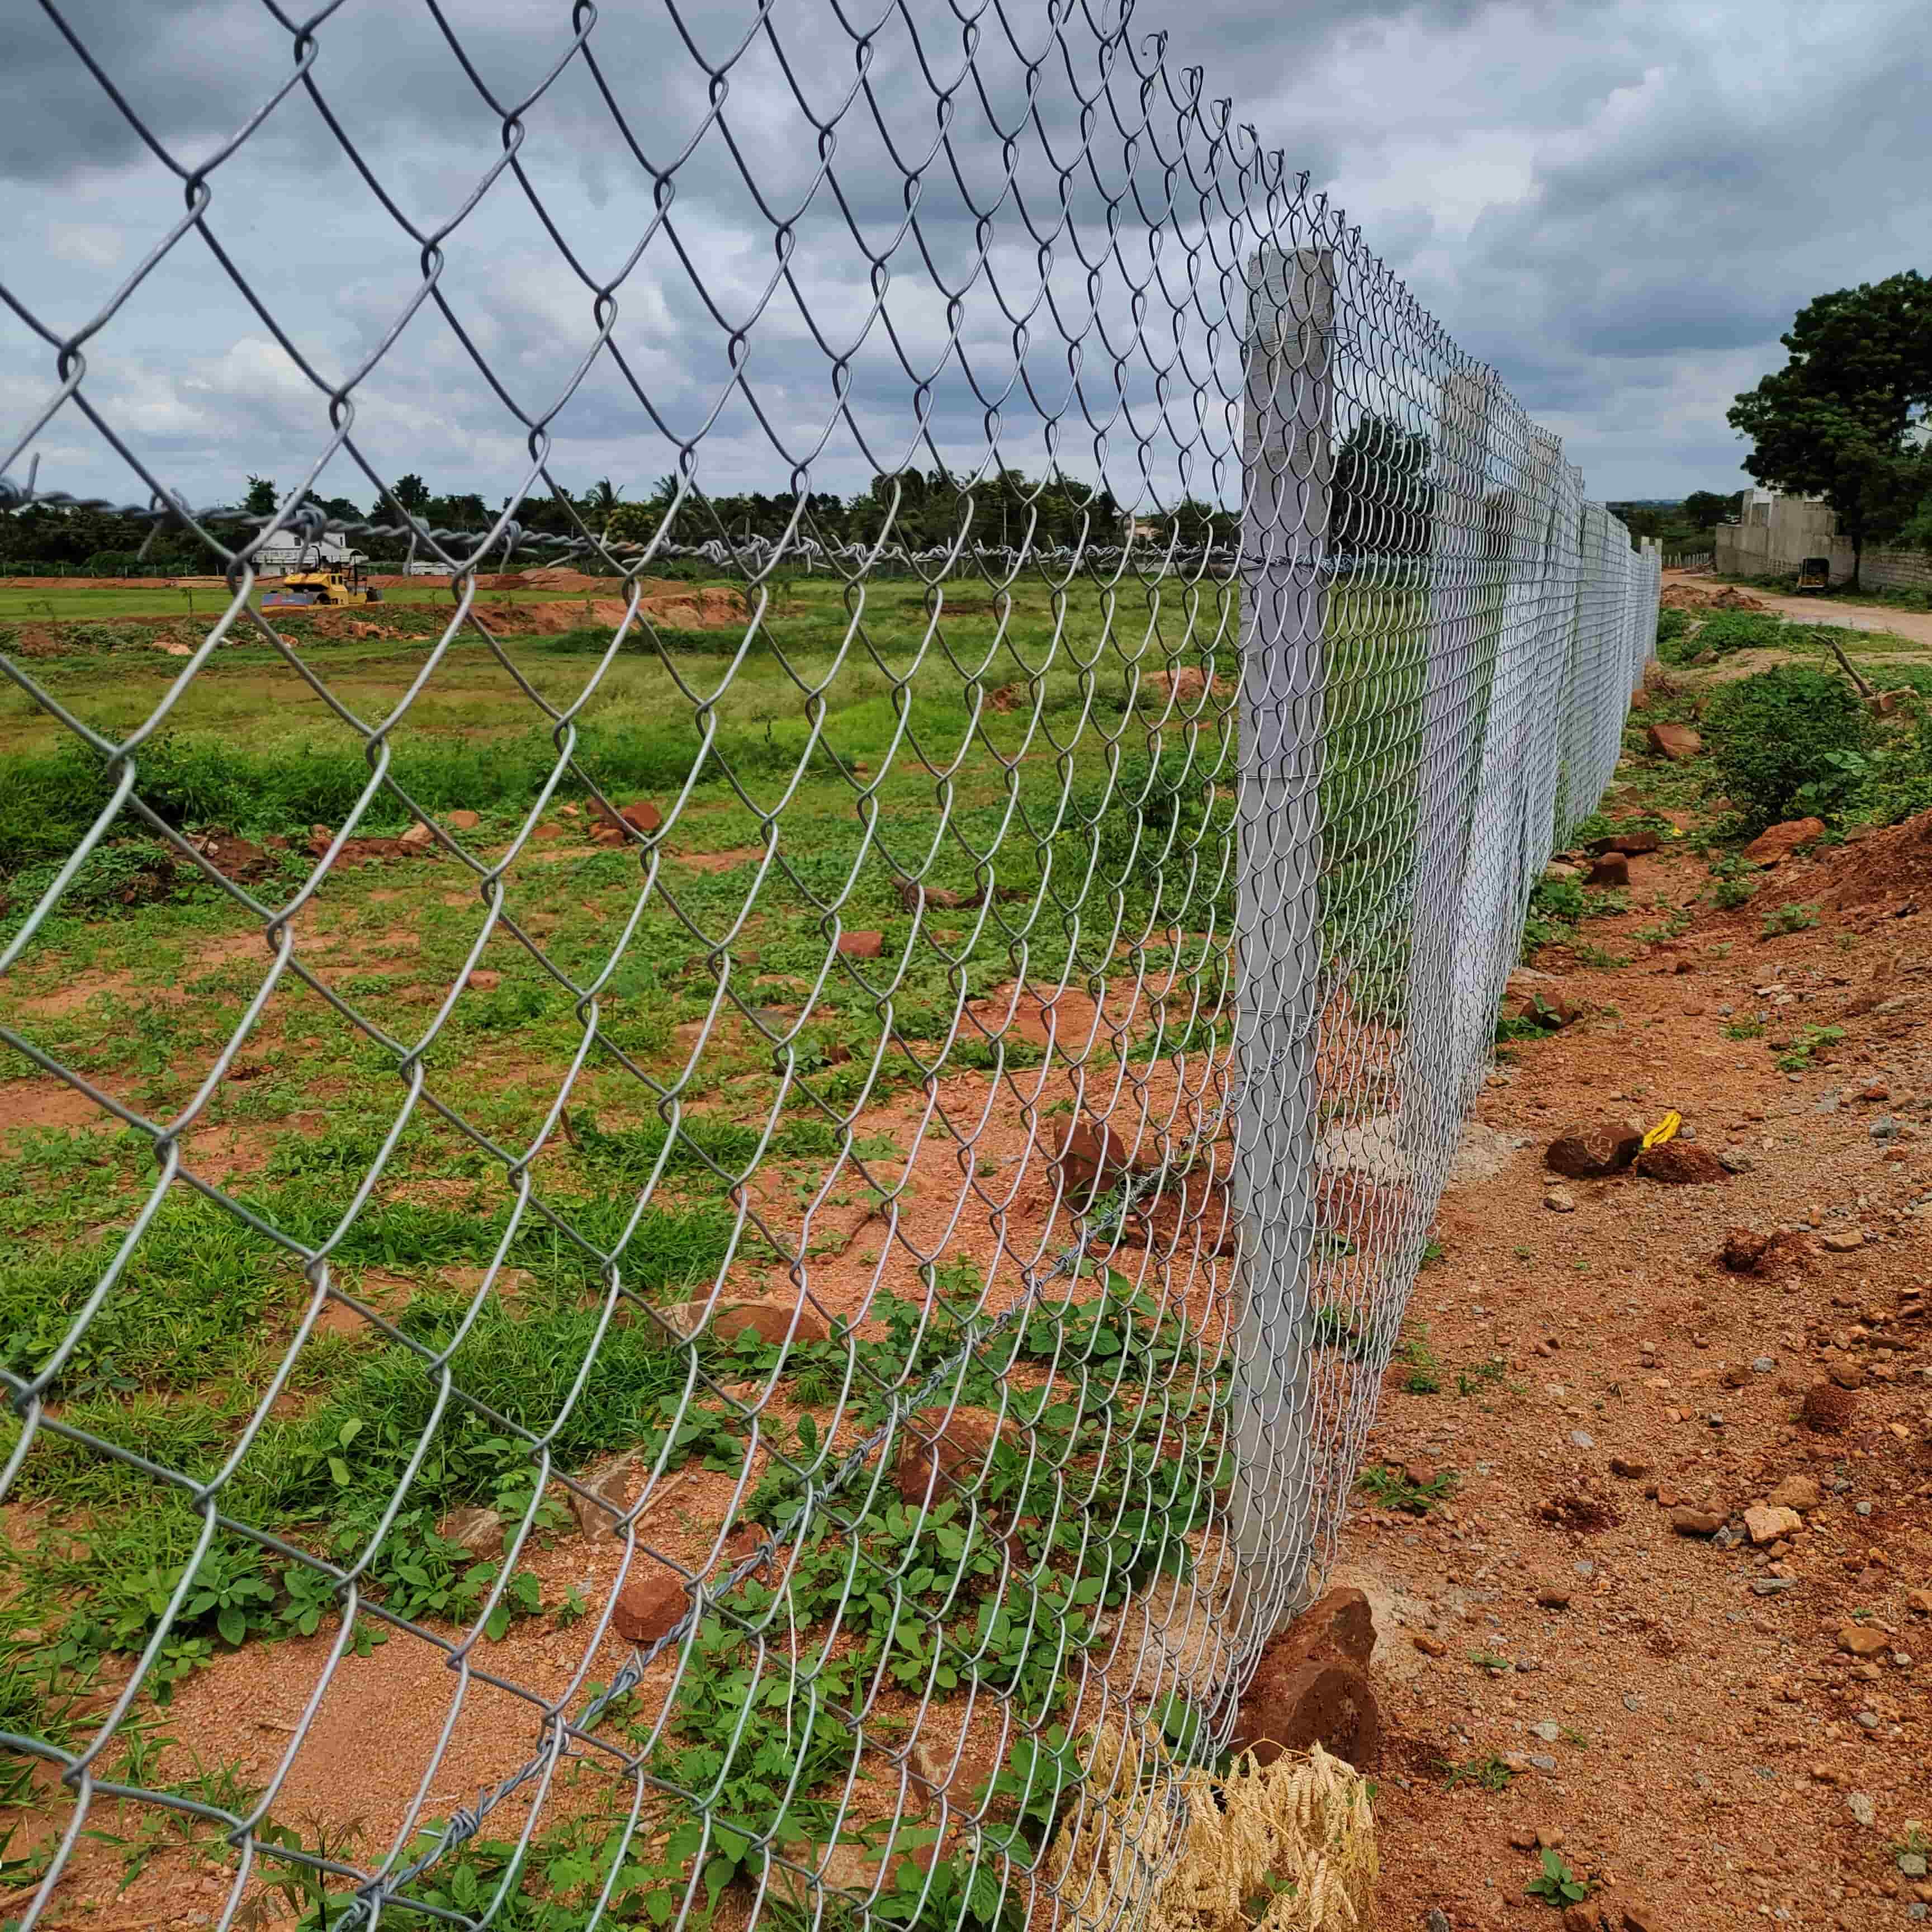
[1680,489,1736,530]
[1330,413,1432,557]
[0,464,1254,571]
[1729,271,1932,586]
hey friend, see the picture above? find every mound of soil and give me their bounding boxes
[472,585,745,634]
[520,566,610,590]
[1659,581,1768,613]
[1807,804,1932,909]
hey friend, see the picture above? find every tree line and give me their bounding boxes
[1729,269,1932,587]
[7,390,1794,577]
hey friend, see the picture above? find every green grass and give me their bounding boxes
[0,580,629,624]
[0,559,1570,1923]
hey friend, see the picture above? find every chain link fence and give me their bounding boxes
[0,3,1658,1926]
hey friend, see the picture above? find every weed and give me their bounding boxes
[1708,874,1758,910]
[1395,1325,1441,1394]
[1455,1357,1507,1398]
[1761,901,1820,937]
[1525,1848,1592,1909]
[1466,1649,1512,1675]
[1572,943,1627,969]
[1357,1463,1458,1514]
[1632,907,1691,945]
[1774,1022,1843,1072]
[1439,1754,1514,1793]
[1723,1017,1765,1040]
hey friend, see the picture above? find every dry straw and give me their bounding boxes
[1048,1726,1377,1932]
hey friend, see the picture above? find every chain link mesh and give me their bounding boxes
[0,3,1658,1926]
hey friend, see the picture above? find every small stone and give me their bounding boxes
[1620,1897,1660,1932]
[1839,1624,1890,1656]
[1427,1911,1452,1932]
[1821,1229,1865,1252]
[1743,817,1826,866]
[1903,1854,1931,1879]
[1828,1358,1868,1390]
[1536,1825,1565,1849]
[1753,1356,1776,1373]
[447,808,481,830]
[1412,1632,1447,1657]
[1569,1430,1595,1449]
[466,968,501,990]
[1530,1718,1561,1742]
[1752,1576,1800,1595]
[1769,1475,1822,1512]
[569,1452,637,1537]
[1545,1188,1577,1213]
[1588,851,1630,888]
[1801,1382,1857,1433]
[1635,1139,1729,1185]
[1746,1504,1804,1545]
[1546,1121,1643,1178]
[1536,1588,1572,1609]
[1609,1456,1649,1479]
[1847,1791,1877,1828]
[1671,1506,1725,1536]
[896,1407,1016,1505]
[838,930,885,959]
[399,819,435,850]
[438,1504,504,1555]
[1646,721,1703,760]
[1526,1753,1557,1772]
[653,1297,831,1349]
[612,1569,689,1644]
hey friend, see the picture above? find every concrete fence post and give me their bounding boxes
[1228,243,1334,1641]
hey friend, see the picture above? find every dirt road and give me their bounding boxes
[1341,756,1932,1929]
[1668,568,1932,649]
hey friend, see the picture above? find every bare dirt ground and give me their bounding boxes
[1666,569,1932,650]
[1349,797,1932,1930]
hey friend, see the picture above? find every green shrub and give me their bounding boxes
[1704,666,1871,828]
[1694,609,1787,656]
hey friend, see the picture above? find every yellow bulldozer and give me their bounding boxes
[262,547,383,608]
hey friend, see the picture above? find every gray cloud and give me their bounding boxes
[3,0,1925,519]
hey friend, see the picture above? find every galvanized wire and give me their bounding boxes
[0,2,1657,1928]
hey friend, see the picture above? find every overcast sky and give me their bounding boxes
[2,0,1926,533]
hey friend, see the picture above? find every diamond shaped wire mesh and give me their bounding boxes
[0,3,1657,1926]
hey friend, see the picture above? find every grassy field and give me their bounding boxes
[0,563,1456,1924]
[0,571,1280,1921]
[0,578,631,624]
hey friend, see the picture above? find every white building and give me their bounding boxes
[255,530,361,574]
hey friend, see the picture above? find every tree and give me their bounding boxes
[1330,413,1432,557]
[605,500,661,550]
[390,473,430,516]
[244,475,278,517]
[582,477,624,533]
[1681,490,1731,531]
[1728,273,1932,588]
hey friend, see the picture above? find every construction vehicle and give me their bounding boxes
[1794,555,1830,594]
[262,547,383,607]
